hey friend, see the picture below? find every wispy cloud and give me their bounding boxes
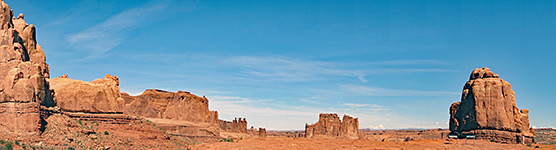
[339,84,459,97]
[343,103,383,108]
[67,1,167,58]
[366,59,444,66]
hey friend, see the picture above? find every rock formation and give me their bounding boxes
[0,0,52,136]
[123,89,218,124]
[49,74,125,113]
[449,67,535,144]
[259,128,266,138]
[219,118,248,133]
[305,113,359,139]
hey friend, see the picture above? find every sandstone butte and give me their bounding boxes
[449,67,536,144]
[305,113,359,139]
[0,0,257,144]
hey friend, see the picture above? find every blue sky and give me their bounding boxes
[6,0,555,130]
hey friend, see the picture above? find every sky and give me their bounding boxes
[5,0,555,130]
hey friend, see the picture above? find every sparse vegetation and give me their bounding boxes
[5,141,13,150]
[219,138,234,142]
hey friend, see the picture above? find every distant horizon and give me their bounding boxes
[6,0,555,130]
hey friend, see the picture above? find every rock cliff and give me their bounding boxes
[49,74,125,113]
[305,113,359,139]
[449,67,535,144]
[0,0,52,136]
[123,89,219,124]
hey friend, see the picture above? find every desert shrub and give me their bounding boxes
[381,139,385,142]
[219,138,234,142]
[535,145,540,148]
[67,147,75,150]
[78,120,82,125]
[0,140,4,144]
[104,131,109,135]
[14,141,19,146]
[490,139,495,142]
[21,144,26,149]
[5,142,13,150]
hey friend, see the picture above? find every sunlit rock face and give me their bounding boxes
[449,67,535,144]
[305,113,359,139]
[49,74,125,113]
[0,0,53,136]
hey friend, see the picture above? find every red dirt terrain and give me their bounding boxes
[189,137,554,150]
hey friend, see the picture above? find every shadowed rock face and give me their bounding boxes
[449,67,535,144]
[305,113,359,139]
[0,0,52,136]
[49,74,125,113]
[123,89,219,124]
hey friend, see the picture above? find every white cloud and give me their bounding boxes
[369,124,385,130]
[339,84,459,97]
[343,103,382,108]
[67,1,166,58]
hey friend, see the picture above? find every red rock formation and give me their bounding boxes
[259,128,266,138]
[305,113,359,139]
[0,0,52,136]
[49,74,125,113]
[123,89,218,124]
[449,67,535,144]
[219,118,248,133]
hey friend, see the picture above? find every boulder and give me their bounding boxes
[449,67,535,144]
[305,113,359,139]
[49,74,125,113]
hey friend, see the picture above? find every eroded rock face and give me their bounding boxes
[123,89,219,124]
[0,0,52,136]
[49,74,124,113]
[449,67,535,144]
[305,113,359,139]
[0,1,51,105]
[219,118,248,133]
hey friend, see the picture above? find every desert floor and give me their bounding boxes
[189,137,556,150]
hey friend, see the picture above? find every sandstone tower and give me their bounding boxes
[449,67,535,144]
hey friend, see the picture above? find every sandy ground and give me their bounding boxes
[189,137,555,150]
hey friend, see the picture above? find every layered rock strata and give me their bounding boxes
[449,67,535,144]
[49,74,124,113]
[0,0,52,136]
[305,113,359,139]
